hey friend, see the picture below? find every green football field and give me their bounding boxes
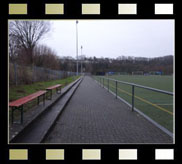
[94,75,174,132]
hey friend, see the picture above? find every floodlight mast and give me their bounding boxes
[81,45,83,74]
[76,20,79,76]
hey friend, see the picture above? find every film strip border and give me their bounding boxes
[8,148,175,160]
[7,2,175,16]
[4,0,177,163]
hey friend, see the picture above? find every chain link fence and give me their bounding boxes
[9,63,77,86]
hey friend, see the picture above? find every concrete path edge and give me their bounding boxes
[10,77,83,143]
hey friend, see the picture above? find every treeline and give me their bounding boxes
[58,55,173,75]
[88,55,173,75]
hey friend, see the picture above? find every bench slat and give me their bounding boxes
[46,84,62,90]
[9,90,46,107]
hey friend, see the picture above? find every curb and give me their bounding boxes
[41,77,83,143]
[10,77,83,143]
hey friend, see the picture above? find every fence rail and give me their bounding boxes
[96,76,173,112]
[94,75,174,136]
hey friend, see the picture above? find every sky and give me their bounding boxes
[40,20,174,59]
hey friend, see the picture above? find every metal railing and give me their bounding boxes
[97,76,173,112]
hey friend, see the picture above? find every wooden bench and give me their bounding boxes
[9,90,47,124]
[46,84,62,100]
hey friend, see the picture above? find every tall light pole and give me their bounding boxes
[76,20,79,76]
[81,45,83,74]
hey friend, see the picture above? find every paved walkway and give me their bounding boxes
[44,76,172,143]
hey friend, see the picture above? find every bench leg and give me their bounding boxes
[46,90,49,100]
[11,106,23,124]
[46,90,52,100]
[11,107,15,124]
[37,96,40,105]
[43,94,45,105]
[37,94,46,106]
[20,105,23,124]
[50,90,52,100]
[56,87,61,94]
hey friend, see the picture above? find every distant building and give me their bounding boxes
[149,71,163,75]
[108,72,115,75]
[155,71,163,75]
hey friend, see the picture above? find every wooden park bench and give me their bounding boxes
[9,90,47,124]
[46,84,62,100]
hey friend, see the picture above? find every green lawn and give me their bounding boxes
[9,76,79,122]
[110,75,173,92]
[9,76,79,101]
[94,75,174,132]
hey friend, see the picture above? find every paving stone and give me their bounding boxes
[44,76,172,144]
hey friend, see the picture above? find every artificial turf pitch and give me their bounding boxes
[94,75,173,132]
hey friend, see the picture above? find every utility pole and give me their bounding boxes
[81,45,83,75]
[76,20,79,76]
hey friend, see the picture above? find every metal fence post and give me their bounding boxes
[14,63,17,86]
[132,85,135,111]
[32,66,35,82]
[103,78,104,88]
[108,78,109,91]
[35,66,37,82]
[116,81,117,99]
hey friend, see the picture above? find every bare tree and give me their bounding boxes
[9,20,50,65]
[9,34,19,63]
[33,44,60,70]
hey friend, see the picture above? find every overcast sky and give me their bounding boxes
[41,20,174,59]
